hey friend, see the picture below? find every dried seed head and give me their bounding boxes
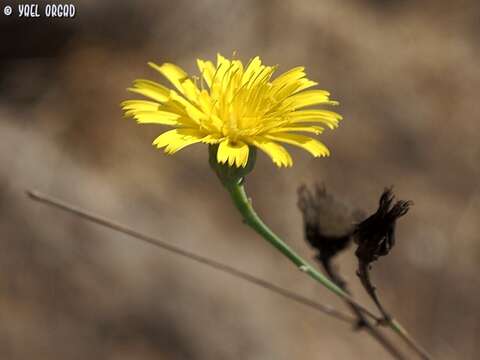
[297,184,359,261]
[354,187,413,265]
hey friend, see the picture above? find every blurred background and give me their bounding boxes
[1,0,479,359]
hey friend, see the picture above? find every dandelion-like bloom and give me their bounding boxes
[121,54,342,167]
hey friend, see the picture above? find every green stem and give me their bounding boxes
[226,181,373,314]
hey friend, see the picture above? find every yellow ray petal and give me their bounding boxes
[271,81,305,102]
[127,87,169,103]
[132,79,170,101]
[196,59,216,88]
[269,68,317,102]
[288,110,342,129]
[216,53,231,68]
[217,139,250,167]
[271,66,305,89]
[169,91,208,126]
[267,125,324,135]
[266,133,330,157]
[200,134,223,145]
[131,111,181,125]
[252,137,293,167]
[149,62,188,94]
[214,54,232,86]
[180,78,201,103]
[152,128,206,154]
[242,56,262,85]
[285,90,336,109]
[121,100,160,113]
[294,79,318,93]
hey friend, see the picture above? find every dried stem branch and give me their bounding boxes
[357,261,432,360]
[357,261,391,321]
[319,257,406,360]
[26,189,356,324]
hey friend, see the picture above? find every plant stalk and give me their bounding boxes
[225,182,375,316]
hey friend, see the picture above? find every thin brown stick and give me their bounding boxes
[26,189,358,324]
[390,320,432,360]
[320,259,406,360]
[357,261,391,321]
[357,262,432,360]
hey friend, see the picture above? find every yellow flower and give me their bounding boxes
[121,54,342,168]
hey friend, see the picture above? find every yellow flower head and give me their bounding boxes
[121,54,342,168]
